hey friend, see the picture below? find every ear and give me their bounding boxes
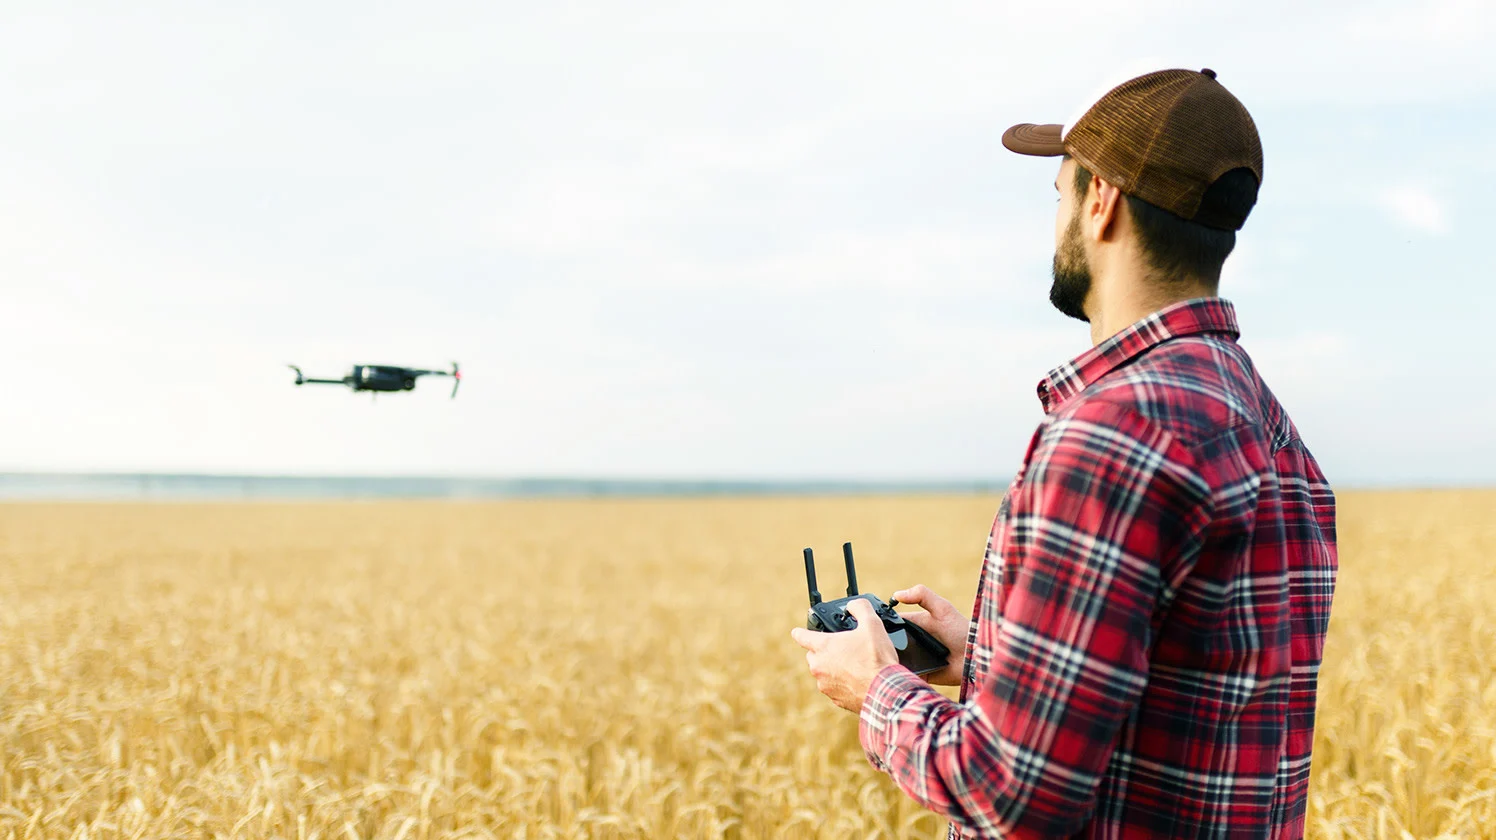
[1084,175,1124,243]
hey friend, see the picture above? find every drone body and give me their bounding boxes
[288,362,460,398]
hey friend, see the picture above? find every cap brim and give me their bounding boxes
[1002,123,1065,156]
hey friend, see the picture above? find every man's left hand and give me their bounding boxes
[790,599,899,714]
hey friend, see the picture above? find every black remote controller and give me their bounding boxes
[803,542,951,676]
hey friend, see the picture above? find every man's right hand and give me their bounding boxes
[891,584,971,686]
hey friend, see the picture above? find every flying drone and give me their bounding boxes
[288,362,460,398]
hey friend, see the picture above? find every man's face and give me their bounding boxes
[1050,158,1091,323]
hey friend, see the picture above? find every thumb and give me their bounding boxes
[845,598,879,627]
[892,583,931,605]
[894,584,951,617]
[790,627,823,651]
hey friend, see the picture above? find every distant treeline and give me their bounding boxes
[0,473,1007,501]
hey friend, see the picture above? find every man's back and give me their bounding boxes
[857,299,1338,839]
[1067,300,1339,836]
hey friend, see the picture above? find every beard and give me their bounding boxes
[1050,208,1092,322]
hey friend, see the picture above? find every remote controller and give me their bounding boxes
[803,542,951,676]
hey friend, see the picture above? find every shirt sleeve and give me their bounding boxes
[858,400,1212,838]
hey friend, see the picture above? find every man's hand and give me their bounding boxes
[790,599,899,713]
[890,584,970,686]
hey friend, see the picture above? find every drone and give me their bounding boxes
[288,362,461,398]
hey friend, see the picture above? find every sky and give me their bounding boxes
[1,0,1493,485]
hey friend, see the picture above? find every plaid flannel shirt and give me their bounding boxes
[859,298,1338,839]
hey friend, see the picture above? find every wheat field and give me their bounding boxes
[0,491,1492,839]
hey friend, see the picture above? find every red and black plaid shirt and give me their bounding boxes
[859,298,1338,839]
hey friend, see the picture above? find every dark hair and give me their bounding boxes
[1072,162,1258,285]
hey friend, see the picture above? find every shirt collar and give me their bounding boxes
[1037,297,1240,414]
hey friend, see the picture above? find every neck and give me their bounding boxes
[1086,264,1216,346]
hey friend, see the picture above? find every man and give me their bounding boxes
[791,68,1338,839]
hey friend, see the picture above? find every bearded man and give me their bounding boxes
[792,68,1338,840]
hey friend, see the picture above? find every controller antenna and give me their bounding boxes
[843,542,859,596]
[804,548,822,606]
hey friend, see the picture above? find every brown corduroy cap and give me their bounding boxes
[1003,68,1263,231]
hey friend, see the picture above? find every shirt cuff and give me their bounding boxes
[858,663,928,771]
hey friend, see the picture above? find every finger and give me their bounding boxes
[790,627,827,651]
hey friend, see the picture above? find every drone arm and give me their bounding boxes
[404,363,460,397]
[288,364,349,386]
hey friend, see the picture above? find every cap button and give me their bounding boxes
[1200,68,1217,80]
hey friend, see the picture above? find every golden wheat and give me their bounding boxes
[0,492,1491,838]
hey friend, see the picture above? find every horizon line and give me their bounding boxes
[0,470,1490,499]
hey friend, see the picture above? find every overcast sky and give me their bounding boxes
[1,0,1492,484]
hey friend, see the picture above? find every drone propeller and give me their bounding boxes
[450,361,461,399]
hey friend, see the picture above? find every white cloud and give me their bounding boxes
[650,228,1028,295]
[1346,0,1493,47]
[1376,185,1449,235]
[1217,241,1260,293]
[1241,331,1352,382]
